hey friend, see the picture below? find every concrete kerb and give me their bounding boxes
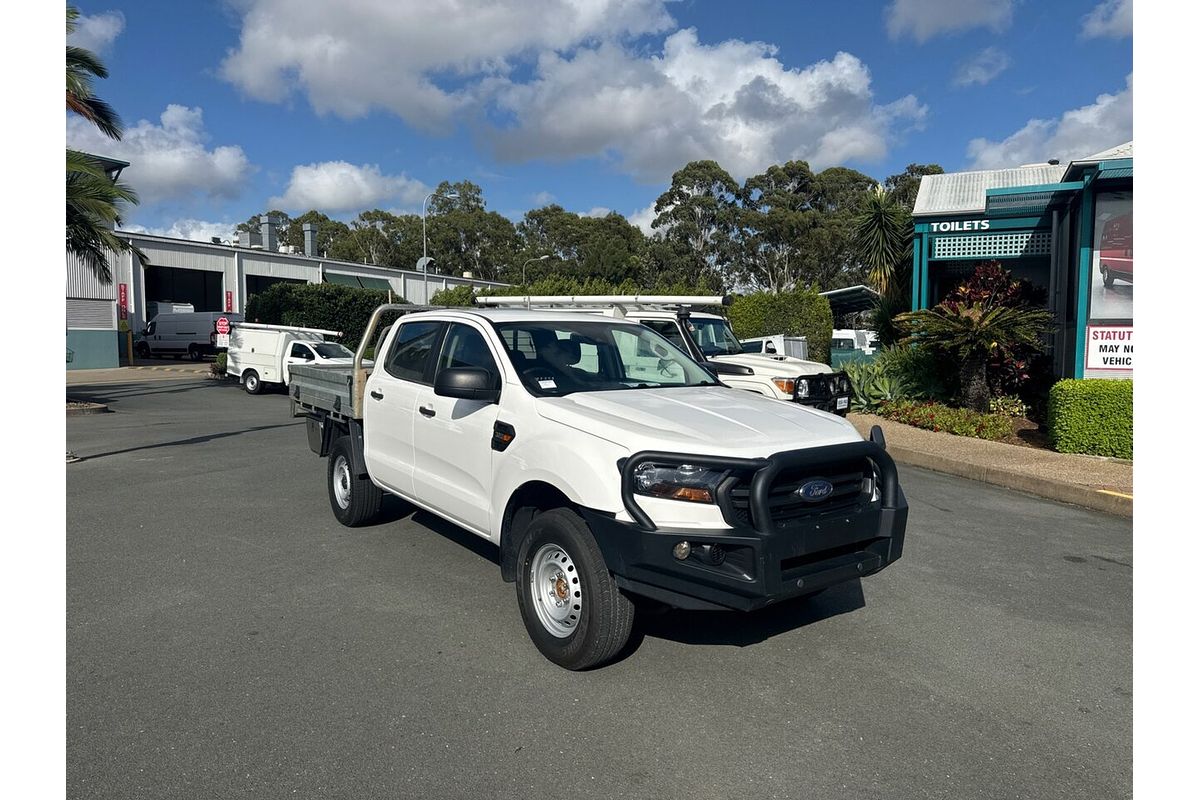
[884,443,1132,518]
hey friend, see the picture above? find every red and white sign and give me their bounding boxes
[216,316,231,335]
[1085,325,1133,373]
[225,290,234,313]
[117,283,128,320]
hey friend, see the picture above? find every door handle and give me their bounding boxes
[370,390,384,400]
[419,405,436,418]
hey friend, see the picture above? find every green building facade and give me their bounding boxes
[911,142,1133,380]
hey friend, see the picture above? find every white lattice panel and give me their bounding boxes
[933,231,1051,259]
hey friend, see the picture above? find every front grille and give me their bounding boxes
[725,459,871,528]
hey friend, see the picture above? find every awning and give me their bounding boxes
[820,285,879,316]
[324,272,394,291]
[984,181,1085,218]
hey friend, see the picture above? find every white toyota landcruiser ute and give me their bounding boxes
[290,304,908,670]
[477,296,853,415]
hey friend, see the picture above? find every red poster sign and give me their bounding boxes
[117,283,128,320]
[225,290,233,312]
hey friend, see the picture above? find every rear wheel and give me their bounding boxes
[327,436,382,527]
[243,370,262,394]
[188,345,203,361]
[1102,266,1114,288]
[516,508,634,670]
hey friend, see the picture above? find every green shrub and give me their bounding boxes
[988,395,1028,418]
[1047,379,1132,459]
[244,282,404,350]
[211,352,227,377]
[878,400,1014,441]
[844,358,911,412]
[873,344,955,401]
[727,290,834,364]
[430,285,478,306]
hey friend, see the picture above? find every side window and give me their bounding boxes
[641,320,687,351]
[384,321,444,382]
[290,342,314,360]
[436,323,499,376]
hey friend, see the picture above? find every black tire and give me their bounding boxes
[327,436,382,527]
[516,508,634,670]
[188,345,203,361]
[243,370,262,395]
[1102,266,1114,288]
[134,342,150,358]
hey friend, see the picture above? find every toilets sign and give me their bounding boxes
[929,219,991,233]
[1085,326,1133,373]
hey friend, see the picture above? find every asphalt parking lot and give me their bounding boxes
[66,377,1132,800]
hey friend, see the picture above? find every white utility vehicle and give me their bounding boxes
[290,304,907,670]
[226,322,352,394]
[739,334,808,359]
[136,311,244,360]
[476,296,853,416]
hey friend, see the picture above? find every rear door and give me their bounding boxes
[363,320,446,497]
[411,321,502,536]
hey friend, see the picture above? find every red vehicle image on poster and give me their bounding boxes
[1098,212,1132,287]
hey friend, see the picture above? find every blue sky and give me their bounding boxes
[65,0,1132,242]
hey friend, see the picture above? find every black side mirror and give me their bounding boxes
[435,367,500,403]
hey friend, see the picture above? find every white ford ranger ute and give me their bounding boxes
[290,304,908,670]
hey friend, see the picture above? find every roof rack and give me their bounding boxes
[474,295,730,313]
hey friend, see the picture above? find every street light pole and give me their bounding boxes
[522,254,551,286]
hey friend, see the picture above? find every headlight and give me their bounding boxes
[771,377,795,394]
[795,378,810,398]
[633,462,726,503]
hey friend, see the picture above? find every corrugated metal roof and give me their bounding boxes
[913,164,1068,217]
[1079,140,1133,162]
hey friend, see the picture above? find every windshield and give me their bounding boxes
[495,320,718,396]
[312,342,354,359]
[686,317,744,356]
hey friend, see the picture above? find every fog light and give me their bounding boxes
[673,541,691,560]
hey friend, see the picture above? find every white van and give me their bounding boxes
[226,323,353,394]
[136,312,244,360]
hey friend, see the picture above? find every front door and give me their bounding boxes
[411,321,502,537]
[363,320,445,497]
[283,340,315,385]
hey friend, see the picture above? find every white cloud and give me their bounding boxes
[270,161,431,212]
[219,1,923,182]
[219,0,674,128]
[885,0,1014,43]
[581,206,612,218]
[954,47,1010,87]
[68,10,125,53]
[531,191,557,206]
[1081,0,1133,39]
[124,219,238,243]
[967,75,1132,168]
[67,105,252,204]
[626,202,658,236]
[490,32,925,181]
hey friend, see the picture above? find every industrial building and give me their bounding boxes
[66,212,507,370]
[911,141,1133,380]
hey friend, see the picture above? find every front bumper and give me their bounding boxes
[792,371,852,416]
[588,441,908,611]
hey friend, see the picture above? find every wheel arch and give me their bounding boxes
[499,481,574,582]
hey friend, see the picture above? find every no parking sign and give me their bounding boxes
[215,316,231,348]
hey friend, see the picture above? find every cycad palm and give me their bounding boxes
[66,4,138,283]
[896,303,1051,412]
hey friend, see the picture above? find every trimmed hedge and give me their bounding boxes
[244,282,404,349]
[727,290,834,364]
[1047,379,1132,459]
[878,400,1014,441]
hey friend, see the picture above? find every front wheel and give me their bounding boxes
[1102,266,1115,288]
[134,342,150,358]
[516,508,634,670]
[243,370,262,395]
[327,436,382,527]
